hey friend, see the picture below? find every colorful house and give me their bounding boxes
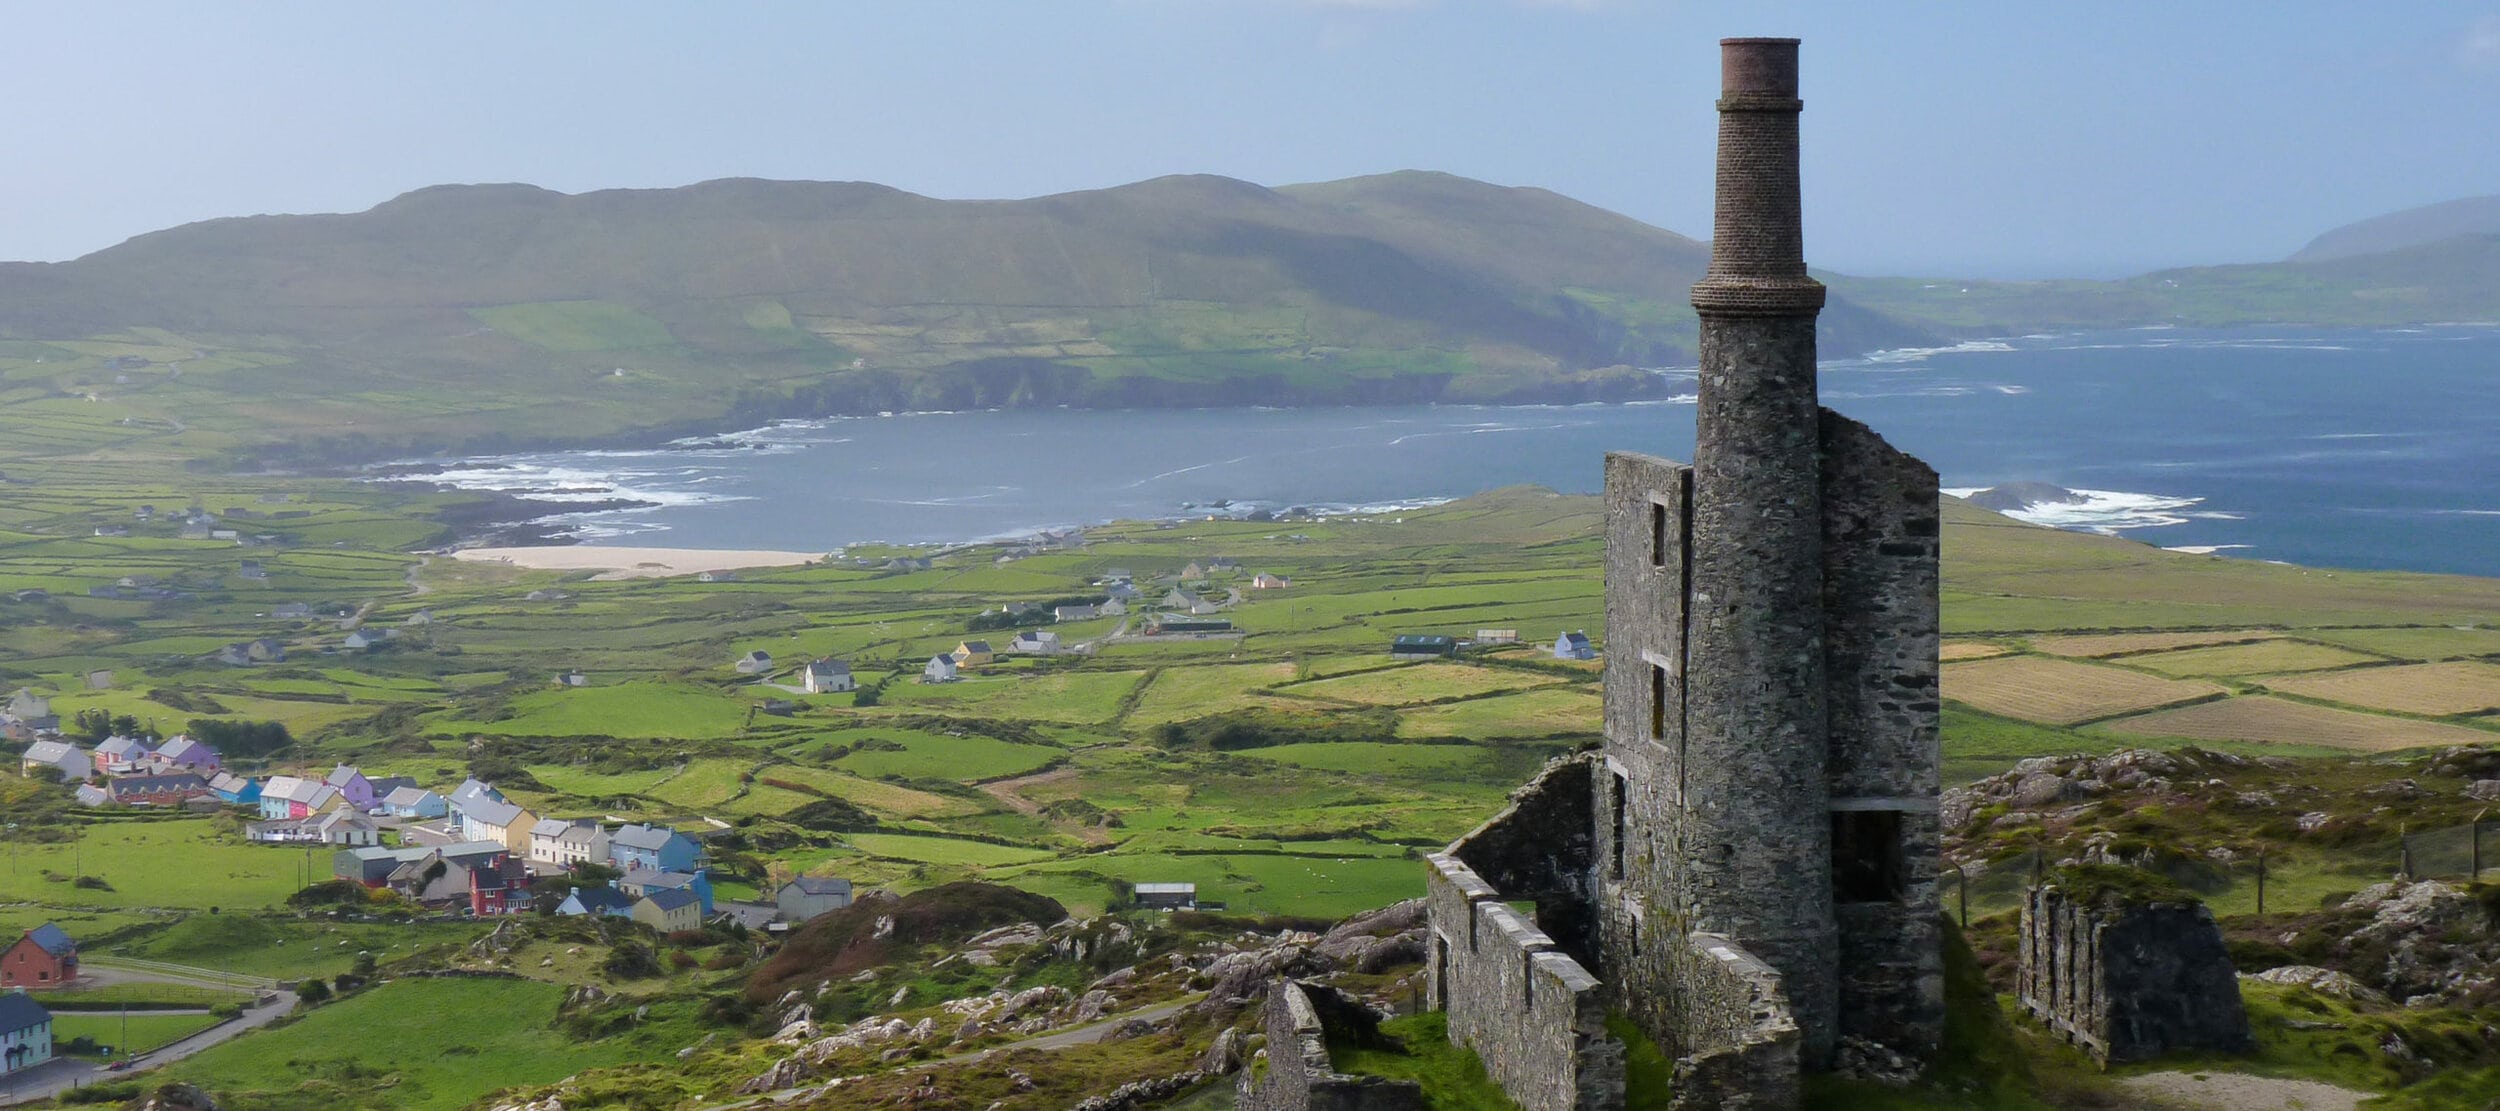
[450,779,539,855]
[324,765,377,810]
[92,735,155,775]
[258,775,342,820]
[630,888,703,933]
[609,824,702,874]
[953,640,995,666]
[209,772,261,806]
[336,842,523,915]
[380,785,446,819]
[620,868,714,915]
[149,735,221,773]
[0,991,51,1076]
[1,925,78,989]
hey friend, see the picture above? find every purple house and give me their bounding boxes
[325,765,376,811]
[150,735,221,774]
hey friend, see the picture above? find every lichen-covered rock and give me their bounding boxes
[122,1084,221,1111]
[738,1055,816,1094]
[2250,965,2390,1004]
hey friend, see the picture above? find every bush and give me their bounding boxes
[668,950,699,970]
[604,941,662,980]
[290,879,371,908]
[71,874,113,891]
[297,977,332,1004]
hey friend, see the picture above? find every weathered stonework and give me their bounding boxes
[2018,883,2254,1064]
[1426,36,1944,1111]
[1236,981,1428,1111]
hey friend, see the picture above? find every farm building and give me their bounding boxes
[555,670,590,687]
[803,659,856,693]
[0,991,51,1076]
[1009,630,1061,655]
[1133,883,1198,911]
[1,924,78,989]
[1553,630,1596,660]
[1145,615,1233,635]
[1475,629,1520,645]
[1053,604,1099,622]
[1252,573,1290,589]
[734,650,774,675]
[923,654,960,683]
[777,876,855,922]
[1391,635,1458,660]
[272,602,313,619]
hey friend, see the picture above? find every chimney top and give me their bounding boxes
[1719,37,1800,98]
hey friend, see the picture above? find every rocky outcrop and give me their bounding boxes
[2338,881,2500,1006]
[2250,965,2390,1005]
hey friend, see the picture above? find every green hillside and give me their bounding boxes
[0,171,1935,466]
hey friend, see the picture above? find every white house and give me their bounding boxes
[921,654,958,684]
[0,992,52,1077]
[529,818,611,869]
[734,650,774,675]
[803,659,855,694]
[1553,631,1597,661]
[1009,630,1061,655]
[18,741,90,782]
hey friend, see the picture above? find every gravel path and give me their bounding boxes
[2120,1071,2368,1111]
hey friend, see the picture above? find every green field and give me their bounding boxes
[50,1010,225,1056]
[164,977,700,1111]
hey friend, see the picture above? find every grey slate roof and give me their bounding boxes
[0,991,50,1035]
[640,887,699,912]
[624,868,699,891]
[785,876,853,897]
[566,886,633,913]
[381,786,436,808]
[610,823,684,852]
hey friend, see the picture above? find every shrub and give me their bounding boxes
[668,950,698,971]
[297,977,332,1004]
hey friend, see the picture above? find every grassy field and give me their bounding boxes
[2098,695,2500,752]
[2124,639,2383,677]
[163,977,700,1111]
[49,1010,225,1056]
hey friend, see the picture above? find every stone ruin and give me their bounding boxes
[2017,873,2253,1064]
[1421,37,1946,1111]
[1235,980,1428,1111]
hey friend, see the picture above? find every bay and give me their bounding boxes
[393,325,2500,577]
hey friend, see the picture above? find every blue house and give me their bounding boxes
[609,823,702,874]
[380,786,447,819]
[209,773,261,807]
[1553,630,1597,660]
[620,868,714,915]
[556,884,634,918]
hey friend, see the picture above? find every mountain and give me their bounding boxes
[0,171,1933,463]
[2290,194,2500,262]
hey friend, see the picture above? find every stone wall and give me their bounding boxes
[1667,934,1802,1111]
[1450,753,1598,960]
[1818,409,1947,1054]
[1426,852,1623,1110]
[1235,981,1424,1111]
[2018,884,2254,1063]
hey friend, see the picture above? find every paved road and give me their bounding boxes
[0,988,297,1106]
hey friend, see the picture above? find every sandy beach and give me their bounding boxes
[449,546,823,580]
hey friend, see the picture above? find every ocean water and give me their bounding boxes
[389,325,2500,577]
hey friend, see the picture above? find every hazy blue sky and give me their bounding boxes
[6,2,2496,277]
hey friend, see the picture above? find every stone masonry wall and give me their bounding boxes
[1818,409,1947,1055]
[1449,753,1598,961]
[2018,885,2254,1063]
[1667,933,1802,1111]
[1235,981,1425,1111]
[1426,853,1623,1110]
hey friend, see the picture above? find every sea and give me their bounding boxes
[385,325,2500,578]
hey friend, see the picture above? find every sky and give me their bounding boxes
[4,2,2497,278]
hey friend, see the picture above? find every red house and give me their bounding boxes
[2,924,78,988]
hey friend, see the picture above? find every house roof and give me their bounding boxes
[325,765,367,788]
[262,776,340,807]
[532,817,577,838]
[381,785,438,807]
[346,841,506,867]
[1133,882,1197,894]
[315,810,376,833]
[566,886,633,912]
[927,654,955,667]
[26,923,76,956]
[0,991,49,1035]
[366,776,418,795]
[713,901,780,929]
[741,651,772,662]
[640,887,700,912]
[21,740,81,764]
[611,823,686,852]
[210,772,256,794]
[807,659,850,676]
[109,774,209,795]
[451,780,526,827]
[624,868,700,890]
[1559,631,1591,645]
[783,876,853,897]
[1393,634,1455,647]
[448,778,504,808]
[95,735,154,758]
[155,736,214,763]
[959,640,992,653]
[557,824,606,847]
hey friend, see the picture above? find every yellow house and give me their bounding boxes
[953,640,995,667]
[630,888,702,932]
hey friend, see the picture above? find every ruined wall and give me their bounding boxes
[2018,885,2254,1063]
[1426,853,1624,1110]
[1667,934,1803,1111]
[1818,409,1946,1055]
[1450,754,1598,961]
[1236,981,1426,1111]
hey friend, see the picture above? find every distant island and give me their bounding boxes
[1962,481,2091,513]
[1,175,2494,466]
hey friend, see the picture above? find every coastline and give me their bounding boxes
[448,546,824,579]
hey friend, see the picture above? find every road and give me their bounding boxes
[0,986,296,1106]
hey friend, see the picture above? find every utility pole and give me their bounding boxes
[2475,809,2489,884]
[2255,849,2267,916]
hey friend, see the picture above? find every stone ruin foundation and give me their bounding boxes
[2018,880,2254,1064]
[1235,980,1427,1111]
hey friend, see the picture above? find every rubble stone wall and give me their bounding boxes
[1667,933,1802,1111]
[1235,981,1424,1111]
[2018,885,2253,1063]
